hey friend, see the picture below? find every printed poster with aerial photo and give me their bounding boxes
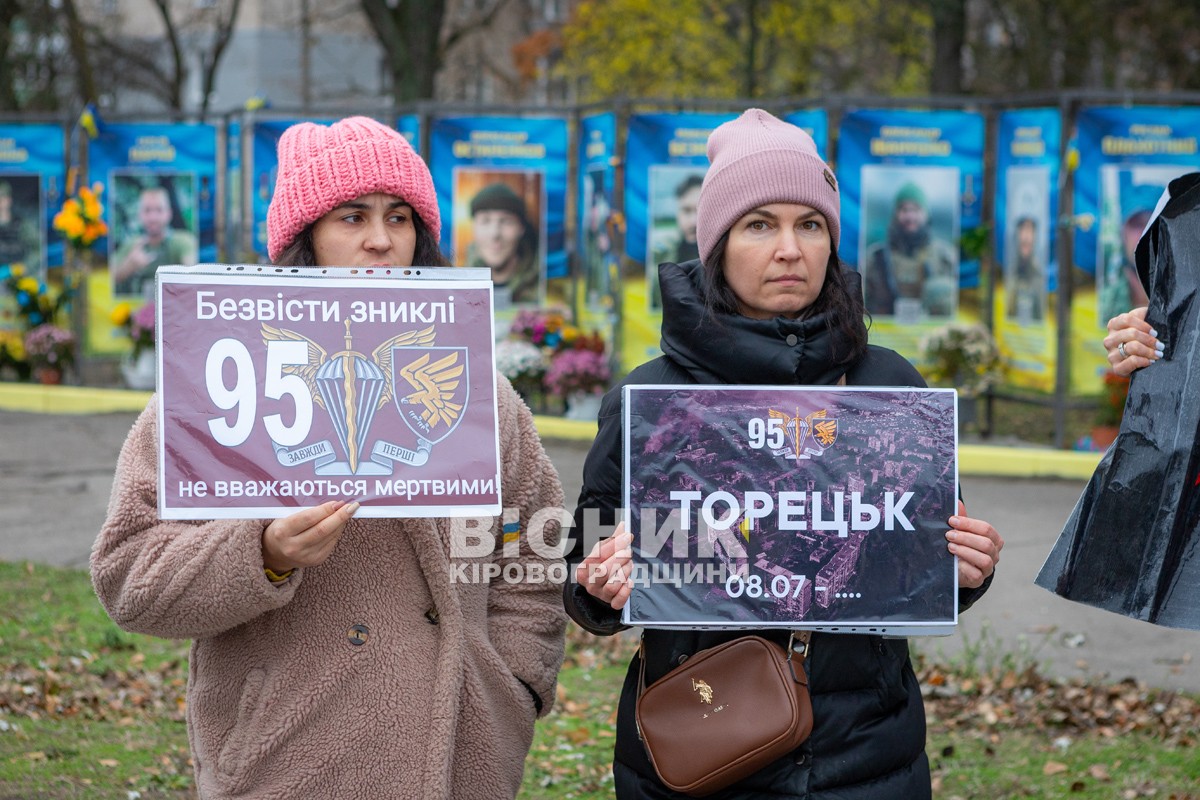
[621,386,958,634]
[155,266,501,520]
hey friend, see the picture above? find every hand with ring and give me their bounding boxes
[1103,306,1163,377]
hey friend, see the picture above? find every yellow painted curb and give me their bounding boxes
[532,414,597,442]
[958,443,1101,481]
[0,383,152,414]
[0,384,1103,480]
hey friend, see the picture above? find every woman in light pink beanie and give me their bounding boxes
[567,109,1003,800]
[266,116,448,267]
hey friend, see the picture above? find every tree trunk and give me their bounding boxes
[360,0,446,104]
[929,0,965,94]
[61,0,98,104]
[744,0,759,99]
[360,0,509,104]
[0,1,20,110]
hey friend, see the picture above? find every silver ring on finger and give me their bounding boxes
[1117,342,1128,359]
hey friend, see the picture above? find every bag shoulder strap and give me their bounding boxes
[637,630,814,696]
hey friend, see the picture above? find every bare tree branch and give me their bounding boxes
[149,0,186,109]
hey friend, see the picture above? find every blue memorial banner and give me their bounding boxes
[782,109,829,159]
[621,385,958,633]
[838,109,985,358]
[622,112,736,371]
[578,112,617,313]
[0,124,65,276]
[86,122,218,353]
[624,112,736,269]
[249,119,301,259]
[429,115,569,311]
[224,118,242,262]
[1070,106,1200,393]
[397,114,420,149]
[1073,107,1200,305]
[995,108,1062,393]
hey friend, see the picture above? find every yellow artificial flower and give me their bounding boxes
[82,192,102,221]
[0,331,26,361]
[56,213,85,240]
[10,264,25,277]
[111,302,132,326]
[17,276,40,294]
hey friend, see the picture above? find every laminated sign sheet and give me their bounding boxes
[154,265,502,519]
[621,386,959,635]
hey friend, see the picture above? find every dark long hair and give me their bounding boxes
[701,232,869,365]
[274,210,449,268]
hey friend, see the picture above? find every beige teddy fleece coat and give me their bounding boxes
[92,379,567,799]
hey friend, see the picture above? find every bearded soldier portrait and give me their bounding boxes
[862,181,957,319]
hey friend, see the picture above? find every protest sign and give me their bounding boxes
[155,266,501,520]
[621,386,958,634]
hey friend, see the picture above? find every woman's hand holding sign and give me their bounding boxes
[947,500,1004,589]
[577,524,634,610]
[262,500,360,573]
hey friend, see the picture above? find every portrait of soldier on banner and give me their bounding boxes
[453,169,544,307]
[109,172,199,298]
[646,165,705,312]
[1096,166,1184,326]
[582,168,616,307]
[0,174,46,274]
[1003,166,1051,325]
[861,166,960,323]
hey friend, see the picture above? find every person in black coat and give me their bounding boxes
[563,108,1004,800]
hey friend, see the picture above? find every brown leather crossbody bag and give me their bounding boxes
[634,632,813,797]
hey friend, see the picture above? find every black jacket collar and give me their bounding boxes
[657,259,850,386]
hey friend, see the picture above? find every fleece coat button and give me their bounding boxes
[424,607,440,625]
[347,624,370,646]
[785,334,799,346]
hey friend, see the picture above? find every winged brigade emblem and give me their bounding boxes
[260,321,439,473]
[769,408,808,459]
[393,347,470,445]
[767,406,839,459]
[812,417,839,448]
[399,351,464,430]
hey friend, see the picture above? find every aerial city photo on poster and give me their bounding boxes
[621,386,958,633]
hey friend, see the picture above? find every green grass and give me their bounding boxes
[929,732,1200,799]
[1,562,1196,799]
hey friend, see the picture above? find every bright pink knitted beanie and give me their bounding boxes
[697,108,840,265]
[266,116,440,261]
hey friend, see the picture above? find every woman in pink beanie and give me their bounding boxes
[565,109,1004,799]
[92,116,567,799]
[266,116,446,267]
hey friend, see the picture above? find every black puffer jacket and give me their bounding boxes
[564,260,992,800]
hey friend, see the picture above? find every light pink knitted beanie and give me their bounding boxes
[697,109,840,265]
[266,116,440,261]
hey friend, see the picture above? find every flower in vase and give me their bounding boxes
[112,300,156,359]
[545,347,611,399]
